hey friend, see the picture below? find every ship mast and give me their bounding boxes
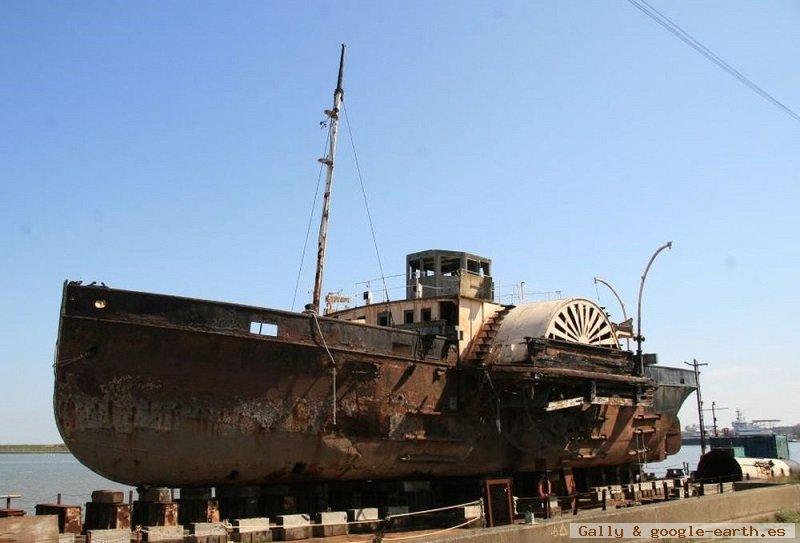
[311,44,346,314]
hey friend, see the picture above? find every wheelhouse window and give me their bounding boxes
[403,309,414,324]
[421,308,432,322]
[377,312,391,326]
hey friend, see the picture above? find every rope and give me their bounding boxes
[310,311,338,426]
[344,518,385,526]
[291,129,331,311]
[480,369,518,446]
[368,499,482,542]
[342,102,390,304]
[384,499,481,519]
[378,516,481,541]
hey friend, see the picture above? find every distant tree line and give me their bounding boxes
[774,424,800,438]
[0,444,69,453]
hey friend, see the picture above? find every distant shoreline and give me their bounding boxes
[0,444,70,454]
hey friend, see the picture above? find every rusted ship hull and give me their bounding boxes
[54,283,695,487]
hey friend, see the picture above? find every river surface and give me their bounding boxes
[0,453,134,513]
[645,441,799,476]
[1,442,798,513]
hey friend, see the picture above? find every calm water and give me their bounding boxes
[647,441,800,476]
[1,443,798,513]
[0,454,134,513]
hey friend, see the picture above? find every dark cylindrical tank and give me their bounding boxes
[696,449,799,482]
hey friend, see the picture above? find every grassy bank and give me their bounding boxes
[0,444,69,454]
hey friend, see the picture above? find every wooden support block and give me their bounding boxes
[231,517,272,543]
[139,488,172,504]
[314,512,346,525]
[231,532,272,543]
[85,529,130,543]
[35,503,82,534]
[347,508,380,534]
[90,491,123,505]
[84,503,130,531]
[141,525,183,542]
[231,518,272,542]
[184,536,226,543]
[459,505,482,520]
[312,512,347,537]
[190,522,226,536]
[177,499,219,525]
[0,516,59,543]
[0,509,26,518]
[132,501,178,527]
[232,518,270,533]
[275,515,309,527]
[272,515,311,541]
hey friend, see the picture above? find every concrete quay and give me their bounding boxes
[427,484,800,543]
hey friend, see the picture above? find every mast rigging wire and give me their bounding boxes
[626,0,800,124]
[309,310,338,427]
[342,102,391,303]
[291,129,331,311]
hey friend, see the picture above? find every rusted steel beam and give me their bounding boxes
[489,365,655,385]
[528,337,632,360]
[545,397,584,411]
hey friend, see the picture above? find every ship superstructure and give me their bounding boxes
[731,410,780,437]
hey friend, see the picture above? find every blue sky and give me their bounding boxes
[1,1,798,442]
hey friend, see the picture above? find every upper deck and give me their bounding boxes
[406,249,494,301]
[328,250,502,355]
[327,249,626,362]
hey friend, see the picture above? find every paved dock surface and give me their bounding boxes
[252,485,798,542]
[421,484,800,543]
